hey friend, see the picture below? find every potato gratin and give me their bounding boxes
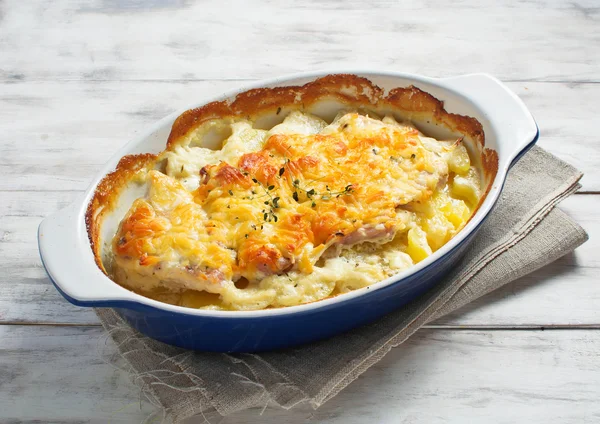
[109,111,482,310]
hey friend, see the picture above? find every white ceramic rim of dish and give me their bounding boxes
[38,69,538,317]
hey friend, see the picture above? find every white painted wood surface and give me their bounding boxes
[3,326,599,424]
[1,81,599,191]
[0,0,598,422]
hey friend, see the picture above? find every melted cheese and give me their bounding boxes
[111,111,481,310]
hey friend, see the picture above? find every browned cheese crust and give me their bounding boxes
[86,74,499,275]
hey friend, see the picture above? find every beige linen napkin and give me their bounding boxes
[96,146,588,422]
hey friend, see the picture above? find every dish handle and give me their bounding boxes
[442,73,539,169]
[38,201,133,305]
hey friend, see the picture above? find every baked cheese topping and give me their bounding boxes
[111,111,481,310]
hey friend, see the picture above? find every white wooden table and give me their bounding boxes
[1,1,599,422]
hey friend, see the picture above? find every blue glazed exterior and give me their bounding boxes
[40,210,482,352]
[114,221,479,352]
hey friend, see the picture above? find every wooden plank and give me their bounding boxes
[222,329,600,424]
[0,325,155,423]
[511,82,600,191]
[0,0,598,83]
[1,325,599,423]
[0,194,596,326]
[0,80,598,191]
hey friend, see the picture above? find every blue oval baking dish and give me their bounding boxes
[38,71,538,352]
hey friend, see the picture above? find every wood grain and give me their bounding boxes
[221,329,600,424]
[0,325,154,423]
[0,80,598,190]
[2,325,599,423]
[0,0,598,83]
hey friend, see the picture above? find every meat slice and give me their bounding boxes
[338,224,397,246]
[316,223,404,262]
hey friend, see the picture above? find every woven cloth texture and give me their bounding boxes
[96,146,588,422]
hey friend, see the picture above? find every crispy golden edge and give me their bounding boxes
[87,74,498,277]
[86,153,157,274]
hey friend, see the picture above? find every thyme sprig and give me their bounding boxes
[291,179,354,208]
[252,177,279,223]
